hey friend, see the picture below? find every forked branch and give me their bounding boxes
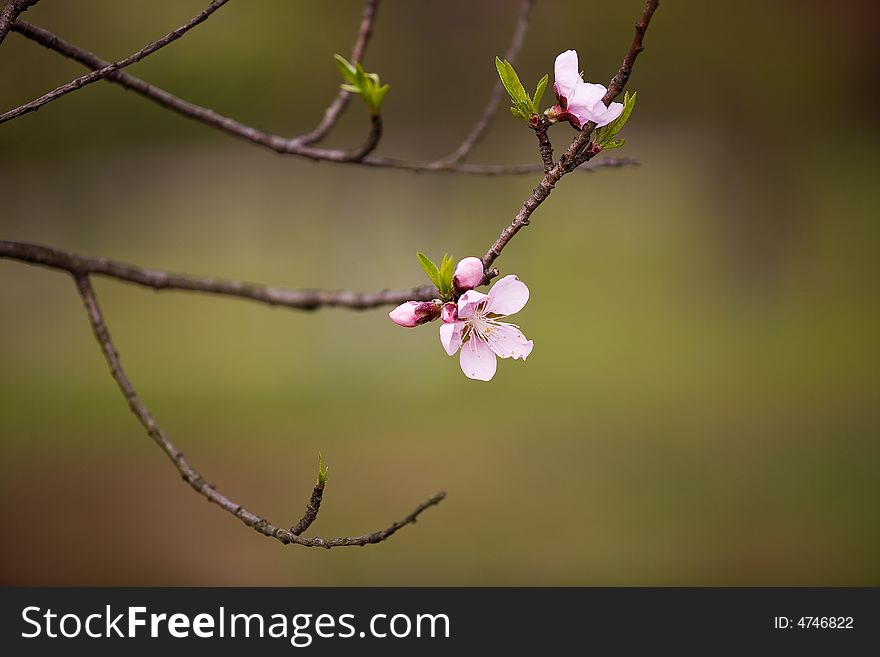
[71,273,445,549]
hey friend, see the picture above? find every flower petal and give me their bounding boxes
[553,50,582,102]
[439,321,463,356]
[594,100,624,127]
[567,82,607,126]
[459,336,497,381]
[457,290,489,319]
[486,323,534,360]
[487,275,529,316]
[452,257,484,294]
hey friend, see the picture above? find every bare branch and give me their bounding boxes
[0,0,36,47]
[291,483,325,537]
[298,0,381,146]
[534,126,555,173]
[0,240,436,310]
[433,0,534,167]
[71,273,444,549]
[0,0,230,124]
[482,0,660,275]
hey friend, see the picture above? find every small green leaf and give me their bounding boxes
[317,452,329,487]
[596,91,637,147]
[496,58,530,104]
[439,254,455,299]
[334,54,389,115]
[601,138,626,150]
[416,252,442,289]
[495,57,548,123]
[372,83,390,108]
[334,54,358,84]
[532,74,548,113]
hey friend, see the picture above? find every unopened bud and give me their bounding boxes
[388,300,440,328]
[452,257,484,295]
[440,302,458,324]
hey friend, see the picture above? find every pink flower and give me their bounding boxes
[439,275,533,381]
[552,49,623,129]
[389,300,440,328]
[452,256,484,294]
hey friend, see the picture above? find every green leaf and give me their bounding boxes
[495,57,549,124]
[372,83,390,108]
[416,252,443,289]
[334,54,389,115]
[317,452,329,487]
[496,57,530,103]
[601,138,626,150]
[439,254,455,299]
[596,91,637,147]
[334,54,358,84]
[532,74,548,113]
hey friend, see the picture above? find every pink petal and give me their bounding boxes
[452,257,484,294]
[568,82,607,122]
[487,323,534,361]
[487,275,529,316]
[554,50,582,102]
[388,301,421,327]
[594,100,624,127]
[457,290,489,319]
[439,321,463,356]
[459,336,497,381]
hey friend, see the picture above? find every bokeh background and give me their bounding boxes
[1,0,878,585]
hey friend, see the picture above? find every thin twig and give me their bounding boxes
[291,483,325,536]
[0,240,437,310]
[534,126,554,173]
[298,0,381,146]
[432,0,534,167]
[71,273,444,548]
[0,0,230,124]
[482,0,660,275]
[0,0,36,46]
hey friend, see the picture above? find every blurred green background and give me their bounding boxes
[1,1,878,585]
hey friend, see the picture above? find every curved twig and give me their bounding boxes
[432,0,534,167]
[71,273,444,549]
[0,240,436,310]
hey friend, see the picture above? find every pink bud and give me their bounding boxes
[388,301,440,328]
[452,257,484,294]
[440,302,458,324]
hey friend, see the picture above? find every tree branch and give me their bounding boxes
[0,240,436,310]
[482,0,660,275]
[0,0,36,47]
[0,0,229,124]
[70,272,444,549]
